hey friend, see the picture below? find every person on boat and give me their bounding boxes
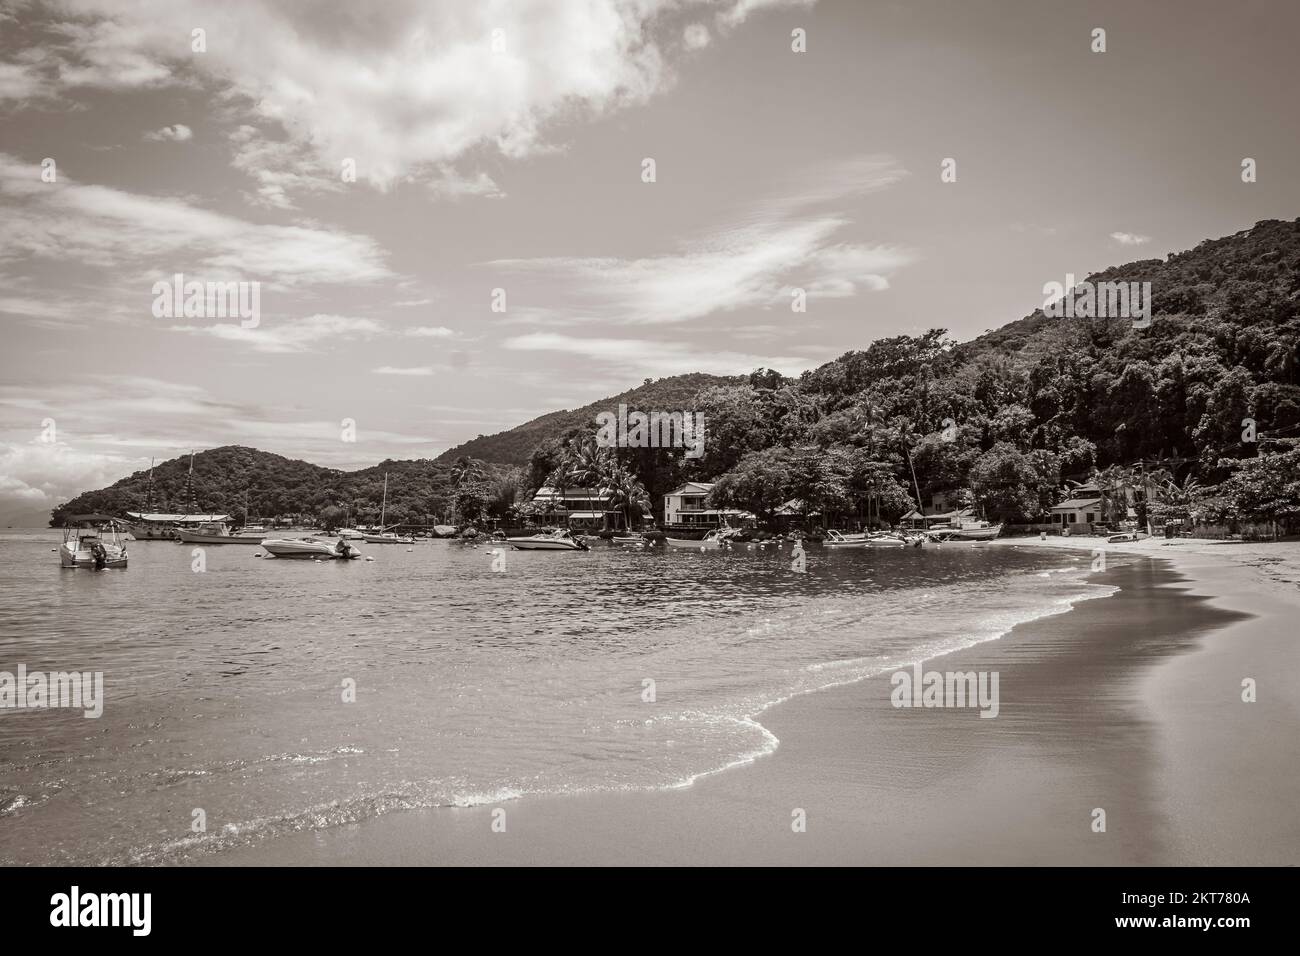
[335,539,353,559]
[90,540,108,570]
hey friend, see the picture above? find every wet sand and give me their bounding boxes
[205,546,1300,866]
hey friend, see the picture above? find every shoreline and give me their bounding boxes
[197,540,1300,866]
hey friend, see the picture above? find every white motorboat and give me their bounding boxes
[663,528,732,549]
[336,528,367,540]
[176,522,265,544]
[261,536,361,559]
[60,515,129,569]
[506,529,590,551]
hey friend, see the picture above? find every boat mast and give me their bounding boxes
[379,472,388,529]
[183,451,197,516]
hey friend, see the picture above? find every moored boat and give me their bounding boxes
[60,515,129,569]
[176,522,265,544]
[261,536,361,559]
[663,528,732,549]
[506,529,589,551]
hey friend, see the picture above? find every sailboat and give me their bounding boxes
[363,473,414,543]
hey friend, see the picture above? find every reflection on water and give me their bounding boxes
[0,531,1112,864]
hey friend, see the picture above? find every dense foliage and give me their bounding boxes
[55,219,1300,532]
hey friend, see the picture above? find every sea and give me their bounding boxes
[0,529,1119,865]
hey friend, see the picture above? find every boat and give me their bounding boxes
[663,528,732,549]
[925,522,1002,542]
[363,473,415,543]
[60,515,129,569]
[822,530,872,548]
[336,528,367,540]
[506,529,590,551]
[1106,530,1150,544]
[176,521,265,544]
[261,536,361,559]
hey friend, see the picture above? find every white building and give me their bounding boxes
[662,482,753,529]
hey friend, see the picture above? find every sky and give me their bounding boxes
[1,0,1299,524]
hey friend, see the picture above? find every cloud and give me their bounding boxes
[683,24,711,50]
[0,152,392,287]
[486,156,914,324]
[504,331,808,377]
[19,0,811,200]
[1110,231,1152,246]
[405,326,455,338]
[144,123,192,142]
[372,366,435,376]
[168,314,385,353]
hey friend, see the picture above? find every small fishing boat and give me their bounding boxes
[261,537,361,559]
[363,473,414,543]
[1106,530,1150,544]
[822,530,872,548]
[176,522,265,544]
[60,515,129,569]
[663,528,731,549]
[363,531,415,544]
[925,522,1002,543]
[506,529,589,551]
[612,533,650,546]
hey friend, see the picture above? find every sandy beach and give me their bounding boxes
[201,538,1300,867]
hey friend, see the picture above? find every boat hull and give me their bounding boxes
[176,530,265,544]
[60,546,128,568]
[261,538,356,559]
[507,538,586,551]
[664,536,721,549]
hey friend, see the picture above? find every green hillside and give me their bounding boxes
[433,372,734,466]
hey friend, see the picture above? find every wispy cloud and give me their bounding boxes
[486,155,913,325]
[0,153,392,288]
[1110,231,1152,246]
[168,314,386,353]
[144,123,192,142]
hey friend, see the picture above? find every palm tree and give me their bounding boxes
[449,456,485,489]
[606,464,651,531]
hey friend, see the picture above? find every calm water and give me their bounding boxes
[0,530,1114,865]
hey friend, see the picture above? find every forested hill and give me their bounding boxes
[433,372,734,466]
[53,218,1300,529]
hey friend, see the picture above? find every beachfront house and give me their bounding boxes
[1049,495,1102,531]
[530,486,624,532]
[662,482,754,530]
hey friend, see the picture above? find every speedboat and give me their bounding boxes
[176,522,265,544]
[60,516,129,569]
[506,529,590,551]
[261,536,361,559]
[663,528,732,549]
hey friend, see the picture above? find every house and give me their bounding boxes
[662,482,754,529]
[1049,496,1102,530]
[530,486,624,531]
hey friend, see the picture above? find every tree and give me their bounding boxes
[969,442,1047,522]
[708,448,794,526]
